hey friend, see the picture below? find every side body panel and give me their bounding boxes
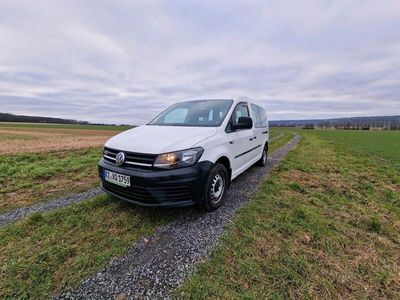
[197,98,269,181]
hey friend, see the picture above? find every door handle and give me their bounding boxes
[229,140,235,144]
[249,137,253,141]
[249,136,256,141]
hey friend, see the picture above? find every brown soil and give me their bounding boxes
[0,128,119,154]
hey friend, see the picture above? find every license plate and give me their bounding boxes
[104,170,130,187]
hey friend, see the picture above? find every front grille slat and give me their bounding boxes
[103,147,157,170]
[125,155,154,163]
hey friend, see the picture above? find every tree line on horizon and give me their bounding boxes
[271,115,400,130]
[0,112,88,124]
[302,121,400,130]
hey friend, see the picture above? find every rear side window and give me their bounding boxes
[251,104,267,128]
[258,107,267,127]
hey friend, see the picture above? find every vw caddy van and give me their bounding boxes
[99,96,269,211]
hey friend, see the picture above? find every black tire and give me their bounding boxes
[257,143,268,167]
[203,163,229,212]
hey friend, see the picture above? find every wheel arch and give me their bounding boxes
[215,155,232,185]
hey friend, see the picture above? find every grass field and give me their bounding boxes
[0,148,101,211]
[310,130,400,168]
[179,130,400,299]
[0,128,291,298]
[0,123,129,212]
[0,127,122,154]
[3,125,398,298]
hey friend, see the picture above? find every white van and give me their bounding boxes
[99,96,269,211]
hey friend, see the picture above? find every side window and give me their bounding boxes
[251,104,267,128]
[258,107,267,127]
[251,104,262,127]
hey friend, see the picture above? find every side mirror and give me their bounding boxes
[232,116,253,130]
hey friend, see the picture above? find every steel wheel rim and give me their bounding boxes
[210,173,225,204]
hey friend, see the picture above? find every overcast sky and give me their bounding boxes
[0,1,399,124]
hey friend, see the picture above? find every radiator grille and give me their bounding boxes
[103,147,157,170]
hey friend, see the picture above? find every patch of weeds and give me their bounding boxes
[288,182,307,193]
[367,217,382,233]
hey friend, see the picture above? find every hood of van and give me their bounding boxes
[105,125,218,154]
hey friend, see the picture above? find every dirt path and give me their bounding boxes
[57,134,300,300]
[269,131,284,142]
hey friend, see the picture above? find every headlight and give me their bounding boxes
[154,147,204,169]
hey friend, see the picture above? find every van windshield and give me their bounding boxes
[148,100,233,127]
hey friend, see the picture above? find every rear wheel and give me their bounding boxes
[257,143,268,166]
[203,163,228,211]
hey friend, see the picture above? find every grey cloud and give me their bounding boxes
[0,0,399,124]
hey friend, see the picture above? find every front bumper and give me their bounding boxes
[98,159,213,207]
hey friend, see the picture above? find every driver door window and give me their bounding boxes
[233,105,249,123]
[227,104,250,132]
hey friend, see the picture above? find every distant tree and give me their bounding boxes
[303,123,315,129]
[390,121,400,130]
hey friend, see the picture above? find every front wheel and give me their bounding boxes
[257,144,268,167]
[203,163,228,211]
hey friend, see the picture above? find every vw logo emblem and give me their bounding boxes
[115,152,125,166]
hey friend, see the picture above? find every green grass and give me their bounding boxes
[0,148,102,212]
[0,194,181,299]
[309,130,400,168]
[178,130,400,299]
[0,122,132,131]
[269,130,281,140]
[269,130,294,153]
[0,129,293,298]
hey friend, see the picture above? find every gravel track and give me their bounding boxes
[57,134,300,300]
[0,187,102,227]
